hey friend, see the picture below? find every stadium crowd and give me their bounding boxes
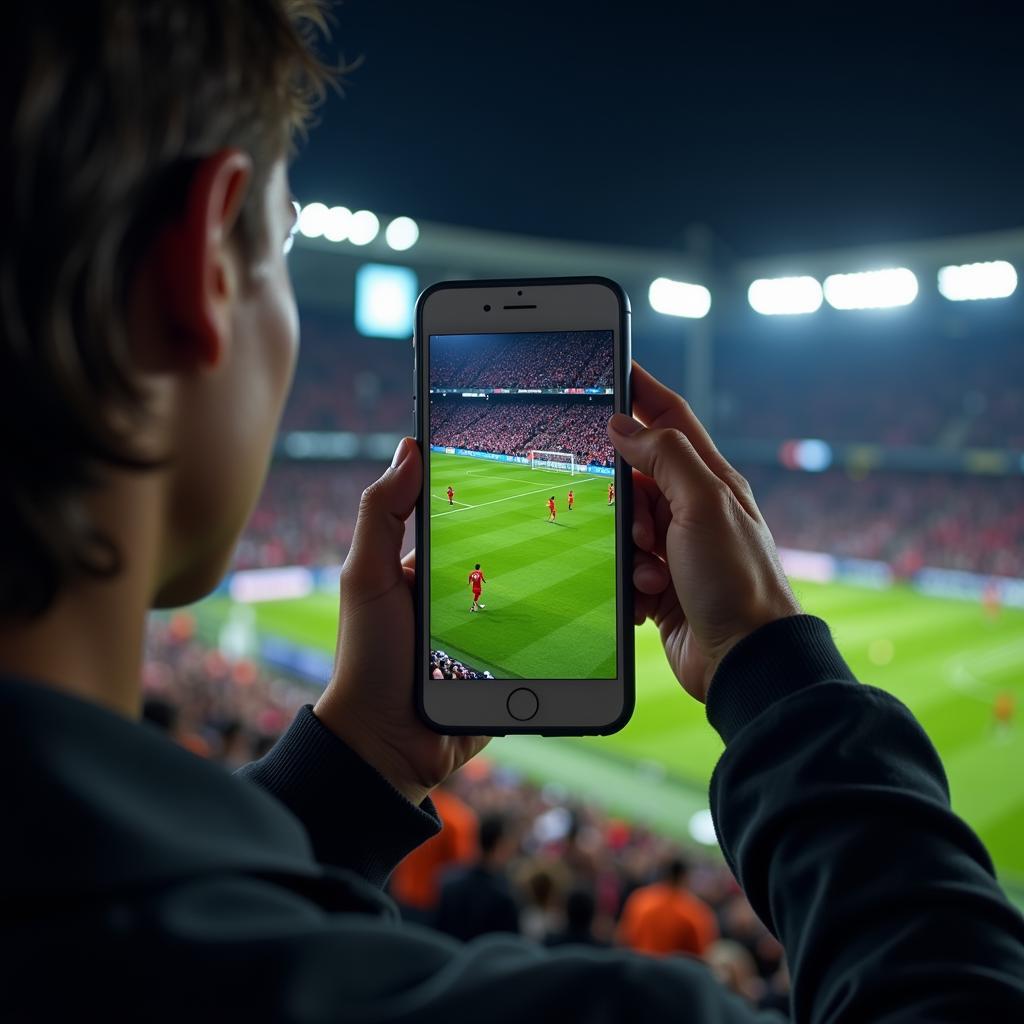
[140,616,790,1014]
[430,331,613,390]
[430,396,616,466]
[748,468,1024,579]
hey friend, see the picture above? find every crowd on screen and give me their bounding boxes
[430,331,613,390]
[140,615,789,1015]
[431,648,494,680]
[749,468,1024,579]
[429,397,616,467]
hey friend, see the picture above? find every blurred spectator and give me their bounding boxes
[544,887,609,949]
[516,859,570,942]
[705,940,764,1004]
[617,856,719,957]
[390,781,479,924]
[434,814,521,941]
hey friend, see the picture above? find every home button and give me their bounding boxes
[507,687,539,721]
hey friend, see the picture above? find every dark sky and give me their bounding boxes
[290,1,1024,258]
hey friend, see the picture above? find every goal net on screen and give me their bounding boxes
[529,450,577,475]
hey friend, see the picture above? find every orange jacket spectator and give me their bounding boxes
[617,859,718,956]
[390,786,478,910]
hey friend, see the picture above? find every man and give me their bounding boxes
[447,484,455,506]
[2,6,1023,1021]
[617,856,719,957]
[434,813,520,941]
[547,495,557,522]
[468,563,486,612]
[568,488,575,510]
[608,480,615,505]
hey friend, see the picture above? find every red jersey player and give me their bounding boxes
[446,485,455,506]
[567,489,574,510]
[547,495,556,522]
[468,563,486,612]
[607,481,615,506]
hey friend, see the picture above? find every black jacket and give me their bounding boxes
[434,864,520,941]
[2,616,1022,1021]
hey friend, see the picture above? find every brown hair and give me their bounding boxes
[0,2,337,617]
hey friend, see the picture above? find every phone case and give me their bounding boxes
[414,276,634,736]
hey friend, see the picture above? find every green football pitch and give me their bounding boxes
[427,452,616,678]
[195,467,1024,893]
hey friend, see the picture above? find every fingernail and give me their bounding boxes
[392,437,411,468]
[610,414,642,436]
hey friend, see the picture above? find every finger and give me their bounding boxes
[633,588,661,627]
[629,362,758,517]
[608,419,724,517]
[402,548,415,572]
[341,438,422,600]
[633,549,671,595]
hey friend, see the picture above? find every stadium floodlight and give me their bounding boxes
[748,275,823,316]
[385,216,420,251]
[348,209,381,246]
[823,267,918,310]
[648,277,712,319]
[354,262,417,338]
[938,260,1017,301]
[297,201,329,239]
[322,205,352,243]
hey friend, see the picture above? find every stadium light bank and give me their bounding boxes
[938,260,1017,301]
[823,268,919,310]
[297,202,419,252]
[748,275,823,316]
[648,277,712,319]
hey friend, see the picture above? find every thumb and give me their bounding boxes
[608,415,721,511]
[342,437,422,597]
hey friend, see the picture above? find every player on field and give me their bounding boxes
[468,563,486,612]
[547,495,556,523]
[568,489,574,511]
[447,485,455,506]
[607,481,615,506]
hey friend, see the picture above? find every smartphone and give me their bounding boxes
[414,277,634,735]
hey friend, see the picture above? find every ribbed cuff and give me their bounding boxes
[706,615,857,744]
[238,706,441,888]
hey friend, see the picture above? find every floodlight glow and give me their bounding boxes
[794,439,833,472]
[385,216,420,251]
[823,268,918,310]
[687,809,718,846]
[348,210,380,246]
[938,260,1017,301]
[648,277,711,319]
[354,263,417,338]
[297,202,329,239]
[748,276,823,315]
[323,206,352,243]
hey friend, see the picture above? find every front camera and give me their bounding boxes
[483,304,491,311]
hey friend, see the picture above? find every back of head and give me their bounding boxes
[478,812,507,859]
[663,855,690,887]
[565,886,596,932]
[1,1,333,619]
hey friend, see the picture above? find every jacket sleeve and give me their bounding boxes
[706,614,1024,1022]
[236,705,440,888]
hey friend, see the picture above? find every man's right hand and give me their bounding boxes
[608,363,802,703]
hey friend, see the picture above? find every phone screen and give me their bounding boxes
[426,330,617,682]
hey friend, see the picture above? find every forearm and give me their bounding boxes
[236,705,440,887]
[708,616,1024,1021]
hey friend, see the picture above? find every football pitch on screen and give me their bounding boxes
[427,452,617,679]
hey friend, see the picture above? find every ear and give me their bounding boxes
[153,149,254,369]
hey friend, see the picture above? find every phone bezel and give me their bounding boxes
[414,276,634,736]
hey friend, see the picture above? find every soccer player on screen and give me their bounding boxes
[447,485,455,506]
[547,496,556,523]
[468,563,486,612]
[608,482,615,505]
[568,489,574,510]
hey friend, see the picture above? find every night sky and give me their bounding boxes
[290,1,1024,259]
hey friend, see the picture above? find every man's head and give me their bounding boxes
[474,563,481,570]
[664,855,690,887]
[478,813,515,866]
[1,2,335,619]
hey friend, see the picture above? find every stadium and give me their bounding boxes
[184,204,1024,928]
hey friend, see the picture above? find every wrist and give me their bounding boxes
[312,699,431,807]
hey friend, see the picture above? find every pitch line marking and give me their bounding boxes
[430,476,600,518]
[431,494,474,508]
